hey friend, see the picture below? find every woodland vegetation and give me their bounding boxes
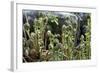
[22,10,91,62]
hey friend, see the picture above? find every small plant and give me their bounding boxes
[23,10,91,62]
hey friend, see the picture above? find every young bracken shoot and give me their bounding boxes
[23,10,91,62]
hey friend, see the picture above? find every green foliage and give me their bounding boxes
[23,11,91,62]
